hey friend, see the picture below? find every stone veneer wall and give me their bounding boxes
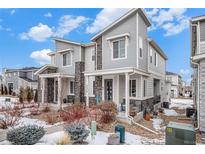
[37,68,57,103]
[95,36,102,70]
[94,76,102,102]
[47,78,54,103]
[74,61,85,103]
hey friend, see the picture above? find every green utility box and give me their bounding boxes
[166,122,196,145]
[115,124,125,143]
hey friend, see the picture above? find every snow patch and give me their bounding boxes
[164,109,178,116]
[170,99,193,110]
[151,118,163,131]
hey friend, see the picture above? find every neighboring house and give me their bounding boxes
[2,67,39,94]
[0,75,2,86]
[166,71,183,98]
[190,15,205,132]
[36,8,168,118]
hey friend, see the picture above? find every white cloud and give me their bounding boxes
[10,9,15,15]
[145,8,189,36]
[179,69,191,75]
[19,23,53,42]
[44,12,52,18]
[54,15,88,38]
[86,8,131,34]
[145,8,159,18]
[20,15,88,42]
[30,49,52,65]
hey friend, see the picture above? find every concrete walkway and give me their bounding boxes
[0,124,65,142]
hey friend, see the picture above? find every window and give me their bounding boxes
[113,39,125,59]
[63,52,71,66]
[154,52,157,66]
[143,79,147,97]
[51,55,56,65]
[91,50,95,61]
[129,80,136,97]
[70,81,74,94]
[93,81,95,95]
[139,37,143,58]
[150,48,153,64]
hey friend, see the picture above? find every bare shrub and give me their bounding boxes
[45,114,59,125]
[98,101,117,124]
[60,103,87,123]
[42,106,51,113]
[0,105,22,129]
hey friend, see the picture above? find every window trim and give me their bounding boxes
[139,36,143,59]
[62,51,72,67]
[150,47,153,64]
[111,38,127,61]
[154,52,158,67]
[143,79,147,97]
[129,79,137,97]
[69,81,74,95]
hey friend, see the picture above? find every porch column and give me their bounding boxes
[85,75,89,107]
[125,73,130,117]
[57,77,62,110]
[41,78,45,104]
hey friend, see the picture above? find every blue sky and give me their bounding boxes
[0,8,205,84]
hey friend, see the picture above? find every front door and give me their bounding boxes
[104,79,113,101]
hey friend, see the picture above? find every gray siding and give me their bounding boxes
[200,21,205,42]
[101,13,137,70]
[199,59,205,132]
[149,44,166,76]
[138,13,148,72]
[55,41,81,75]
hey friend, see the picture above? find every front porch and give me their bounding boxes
[39,73,75,109]
[85,68,162,118]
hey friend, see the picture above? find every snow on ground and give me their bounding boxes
[0,96,18,109]
[86,131,164,145]
[164,109,178,116]
[151,118,164,131]
[16,117,52,128]
[170,99,193,110]
[0,130,165,145]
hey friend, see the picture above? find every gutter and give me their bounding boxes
[191,58,200,131]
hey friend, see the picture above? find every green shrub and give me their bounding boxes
[6,125,45,145]
[65,122,90,143]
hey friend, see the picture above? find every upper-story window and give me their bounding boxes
[62,52,72,66]
[150,47,153,64]
[51,55,56,65]
[143,79,147,97]
[139,37,143,58]
[154,52,157,67]
[91,49,95,61]
[112,39,126,59]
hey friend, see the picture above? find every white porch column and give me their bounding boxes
[125,73,130,117]
[57,77,62,110]
[41,78,45,104]
[85,75,89,107]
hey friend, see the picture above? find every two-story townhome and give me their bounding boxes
[35,38,96,109]
[166,71,183,98]
[190,15,205,133]
[36,8,168,118]
[84,8,167,117]
[2,67,39,94]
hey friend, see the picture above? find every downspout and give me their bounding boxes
[190,23,200,130]
[191,58,200,130]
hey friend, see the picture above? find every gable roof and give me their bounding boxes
[53,37,95,47]
[34,64,57,75]
[91,8,151,41]
[148,38,168,60]
[166,71,181,78]
[5,67,39,73]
